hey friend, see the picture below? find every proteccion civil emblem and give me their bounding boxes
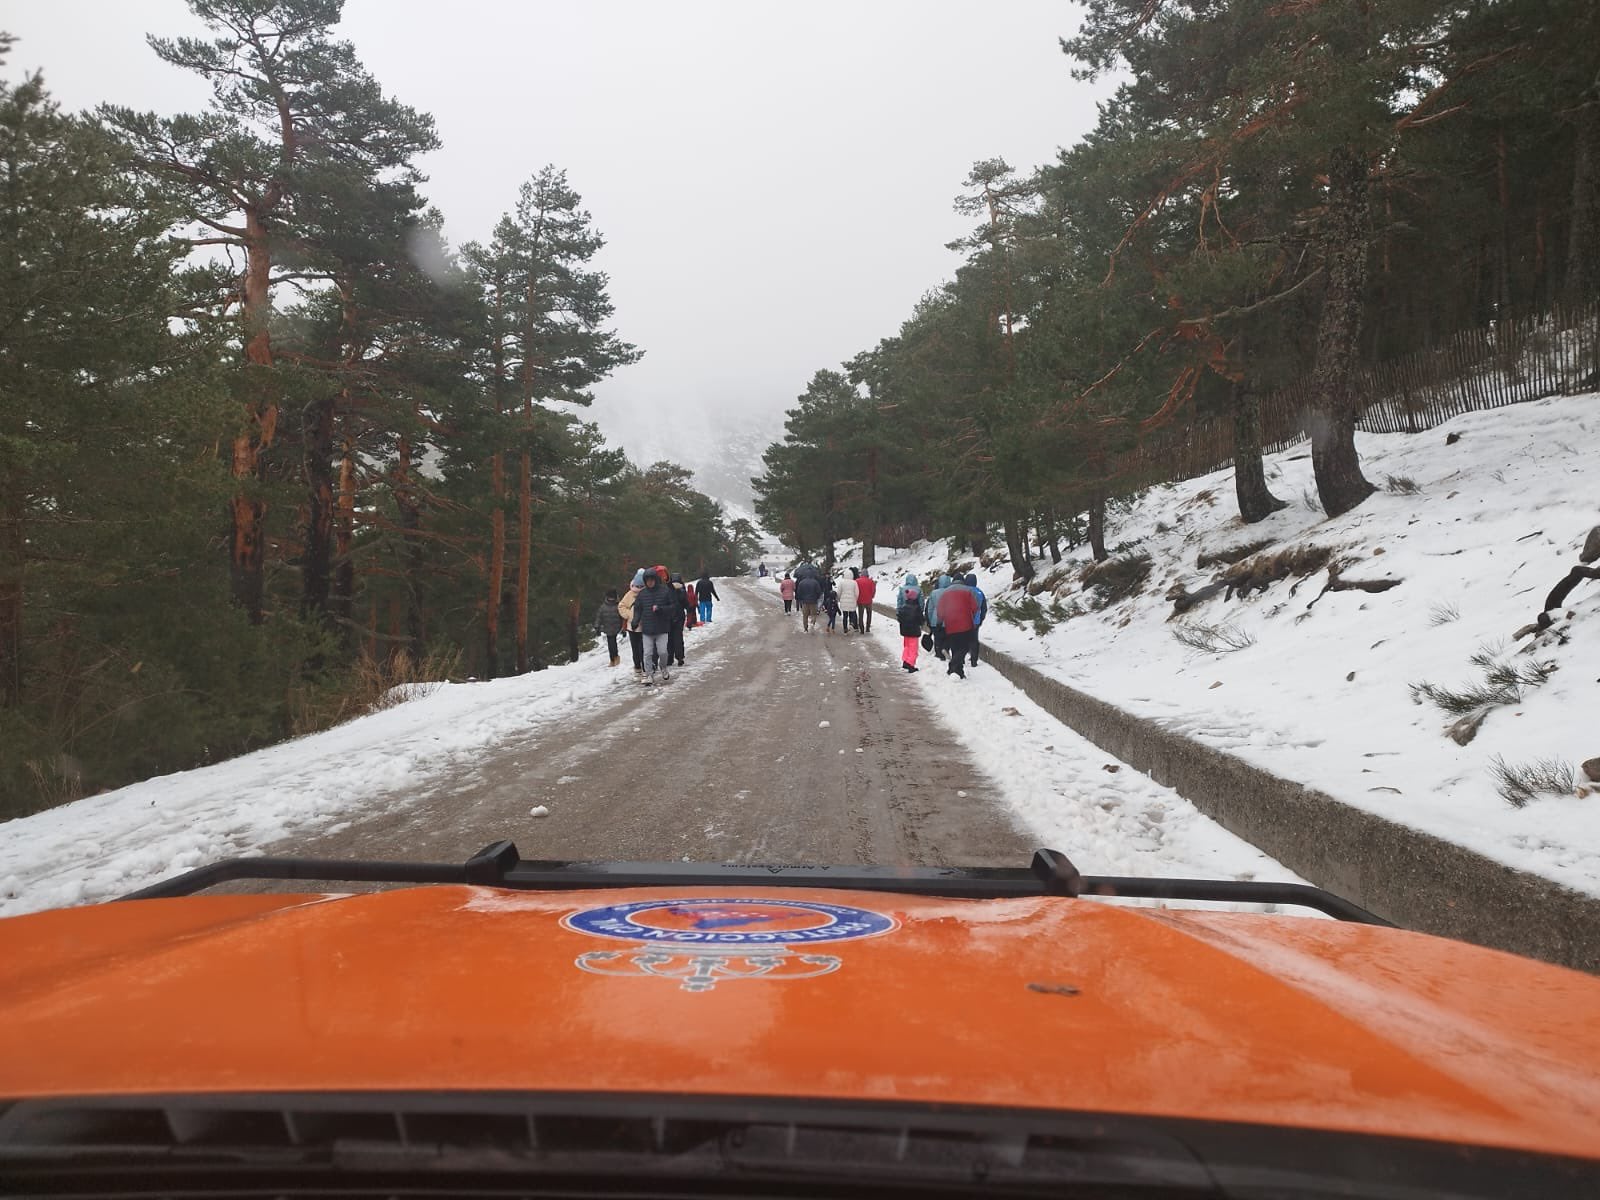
[563,898,896,993]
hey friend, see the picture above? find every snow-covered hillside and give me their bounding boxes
[863,393,1600,897]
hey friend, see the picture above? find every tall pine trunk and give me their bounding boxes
[333,439,356,638]
[1231,380,1287,523]
[0,493,21,707]
[484,274,508,678]
[516,437,532,674]
[395,435,425,656]
[486,456,505,678]
[1003,515,1035,582]
[1567,101,1600,308]
[304,284,358,621]
[861,446,878,568]
[301,392,337,618]
[1309,146,1376,518]
[231,208,278,625]
[1087,493,1108,562]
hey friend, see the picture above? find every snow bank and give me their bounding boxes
[870,393,1600,898]
[0,602,739,917]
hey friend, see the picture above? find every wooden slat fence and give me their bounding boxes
[1117,298,1600,490]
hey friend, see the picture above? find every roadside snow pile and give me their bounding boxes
[871,392,1600,898]
[0,594,742,917]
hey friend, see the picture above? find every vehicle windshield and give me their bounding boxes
[3,0,1599,1192]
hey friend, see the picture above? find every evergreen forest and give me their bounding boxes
[0,4,758,816]
[754,0,1600,572]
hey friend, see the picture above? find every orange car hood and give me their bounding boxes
[2,885,1598,1162]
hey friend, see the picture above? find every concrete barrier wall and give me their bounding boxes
[876,602,1600,973]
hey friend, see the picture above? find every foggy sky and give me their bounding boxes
[5,1,1113,463]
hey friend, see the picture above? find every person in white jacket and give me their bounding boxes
[839,568,862,633]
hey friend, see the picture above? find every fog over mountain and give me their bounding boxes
[589,391,782,518]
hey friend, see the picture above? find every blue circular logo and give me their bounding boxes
[562,898,896,946]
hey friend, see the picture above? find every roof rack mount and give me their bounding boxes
[117,841,1393,926]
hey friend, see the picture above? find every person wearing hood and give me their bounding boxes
[666,572,691,667]
[618,568,647,678]
[695,572,720,623]
[855,570,877,631]
[822,578,841,633]
[964,573,988,667]
[924,573,953,660]
[635,569,678,684]
[779,572,796,613]
[593,588,624,667]
[894,573,918,607]
[838,568,861,633]
[937,575,982,680]
[895,575,924,672]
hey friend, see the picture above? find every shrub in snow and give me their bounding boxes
[1410,646,1557,723]
[1428,601,1461,626]
[1488,755,1574,809]
[1171,621,1256,654]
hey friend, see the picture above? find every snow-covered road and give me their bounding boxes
[1,578,1302,917]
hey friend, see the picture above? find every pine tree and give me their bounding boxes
[102,0,438,623]
[467,167,640,674]
[0,53,251,809]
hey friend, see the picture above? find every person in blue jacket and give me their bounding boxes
[923,574,953,660]
[964,573,987,668]
[895,572,919,607]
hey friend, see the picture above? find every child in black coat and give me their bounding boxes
[823,583,841,633]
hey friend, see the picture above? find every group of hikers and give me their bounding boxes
[777,563,878,634]
[594,558,990,684]
[893,572,987,678]
[593,566,721,685]
[774,562,988,679]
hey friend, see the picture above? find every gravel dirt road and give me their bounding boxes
[245,578,1034,873]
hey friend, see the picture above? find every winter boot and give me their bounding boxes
[609,655,620,667]
[660,669,672,683]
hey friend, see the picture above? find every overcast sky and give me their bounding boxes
[7,0,1113,462]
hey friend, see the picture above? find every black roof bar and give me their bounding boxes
[116,842,1394,925]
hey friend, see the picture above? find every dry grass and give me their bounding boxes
[1196,537,1275,570]
[289,646,462,737]
[1079,553,1153,608]
[1220,544,1337,598]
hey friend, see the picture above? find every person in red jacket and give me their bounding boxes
[855,570,877,632]
[936,578,981,680]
